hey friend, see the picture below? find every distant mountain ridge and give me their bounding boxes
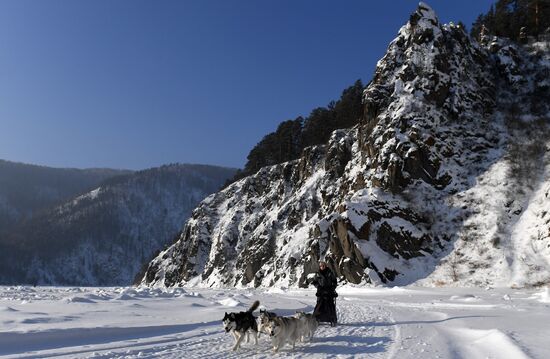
[0,159,131,232]
[0,163,236,285]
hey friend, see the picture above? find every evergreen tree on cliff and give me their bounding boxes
[471,0,550,41]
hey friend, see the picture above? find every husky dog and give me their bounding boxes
[257,309,277,337]
[267,316,301,352]
[222,300,260,351]
[294,311,318,341]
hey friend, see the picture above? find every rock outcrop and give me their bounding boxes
[142,3,550,288]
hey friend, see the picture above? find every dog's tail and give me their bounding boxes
[247,300,260,313]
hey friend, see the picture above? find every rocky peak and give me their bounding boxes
[406,2,441,43]
[141,4,550,289]
[361,2,496,194]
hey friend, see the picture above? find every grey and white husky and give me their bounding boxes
[257,309,277,337]
[222,300,260,351]
[267,316,301,352]
[294,311,318,341]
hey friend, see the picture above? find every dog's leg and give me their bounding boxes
[272,338,280,353]
[290,332,296,350]
[232,332,245,351]
[253,330,258,345]
[231,331,240,350]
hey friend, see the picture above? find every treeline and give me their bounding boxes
[228,79,364,184]
[470,0,550,41]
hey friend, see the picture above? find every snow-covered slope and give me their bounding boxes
[0,164,236,286]
[0,159,130,232]
[142,3,550,289]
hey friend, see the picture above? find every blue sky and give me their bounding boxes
[0,0,494,170]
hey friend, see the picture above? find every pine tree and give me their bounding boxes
[232,79,364,183]
[470,0,550,41]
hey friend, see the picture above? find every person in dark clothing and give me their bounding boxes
[311,261,338,326]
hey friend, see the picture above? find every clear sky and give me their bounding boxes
[0,0,495,170]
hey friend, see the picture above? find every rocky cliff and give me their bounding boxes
[142,3,550,289]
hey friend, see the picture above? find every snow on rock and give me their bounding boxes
[72,186,102,205]
[142,3,550,289]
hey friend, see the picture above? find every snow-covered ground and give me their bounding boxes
[1,285,549,358]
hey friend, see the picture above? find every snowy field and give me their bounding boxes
[1,285,549,359]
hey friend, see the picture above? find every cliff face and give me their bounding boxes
[142,3,550,289]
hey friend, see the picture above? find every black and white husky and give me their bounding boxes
[222,300,260,351]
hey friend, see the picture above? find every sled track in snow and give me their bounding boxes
[2,286,546,359]
[109,300,392,359]
[7,298,396,359]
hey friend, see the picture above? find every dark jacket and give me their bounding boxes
[312,267,337,298]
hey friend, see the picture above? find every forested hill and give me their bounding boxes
[0,164,236,286]
[0,159,130,232]
[229,80,364,184]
